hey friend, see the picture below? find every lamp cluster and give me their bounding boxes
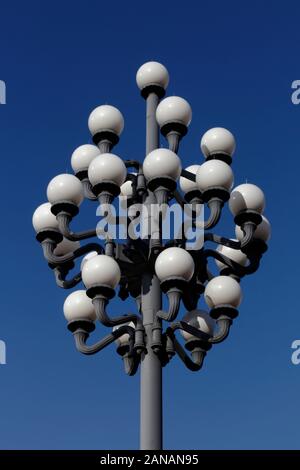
[32,61,271,376]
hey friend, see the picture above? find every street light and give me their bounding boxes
[32,60,270,450]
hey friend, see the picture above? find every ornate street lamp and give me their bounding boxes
[32,61,271,450]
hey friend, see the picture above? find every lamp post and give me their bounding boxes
[32,61,271,450]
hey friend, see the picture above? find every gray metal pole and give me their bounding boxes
[146,92,159,154]
[140,91,163,450]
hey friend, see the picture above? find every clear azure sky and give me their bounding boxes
[0,0,299,450]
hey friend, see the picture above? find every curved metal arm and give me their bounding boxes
[56,213,97,241]
[166,310,234,346]
[204,199,223,229]
[168,321,211,341]
[165,329,206,371]
[204,224,256,250]
[204,232,240,248]
[156,288,182,322]
[54,267,81,289]
[209,317,233,344]
[92,295,141,327]
[42,240,104,265]
[173,337,205,371]
[123,353,140,376]
[193,199,223,230]
[82,179,97,201]
[181,168,196,182]
[239,222,256,248]
[204,249,260,276]
[73,325,135,355]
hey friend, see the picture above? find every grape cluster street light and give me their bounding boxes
[32,61,271,450]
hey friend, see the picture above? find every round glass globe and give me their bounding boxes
[143,148,182,181]
[54,238,80,256]
[80,251,99,272]
[82,254,121,289]
[32,202,59,233]
[88,105,124,137]
[179,165,201,194]
[201,127,236,158]
[216,240,248,271]
[88,153,127,187]
[156,96,192,128]
[120,173,137,198]
[204,276,242,308]
[71,144,100,173]
[155,247,194,282]
[47,174,84,206]
[136,61,169,90]
[196,160,234,192]
[180,310,215,340]
[235,215,271,242]
[229,183,265,216]
[63,290,96,322]
[112,321,135,346]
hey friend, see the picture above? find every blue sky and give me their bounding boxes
[0,0,299,450]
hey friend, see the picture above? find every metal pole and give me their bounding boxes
[146,92,159,154]
[140,91,163,450]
